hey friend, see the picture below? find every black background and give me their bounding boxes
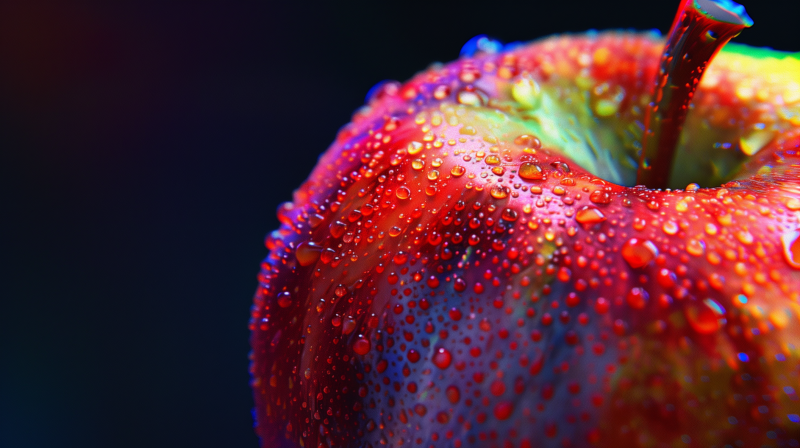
[0,1,795,447]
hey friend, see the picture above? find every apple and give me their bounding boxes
[250,0,800,446]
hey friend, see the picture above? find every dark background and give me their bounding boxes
[0,1,795,447]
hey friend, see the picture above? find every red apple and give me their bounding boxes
[250,0,800,446]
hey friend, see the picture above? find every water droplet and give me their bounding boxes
[459,125,477,136]
[485,155,501,165]
[621,238,658,268]
[514,134,541,149]
[407,141,423,155]
[342,318,357,335]
[411,159,424,170]
[446,385,460,404]
[494,401,514,420]
[589,190,612,205]
[626,287,649,309]
[353,337,371,355]
[450,165,466,177]
[575,206,606,227]
[457,88,487,107]
[595,297,609,314]
[329,221,347,238]
[518,162,544,180]
[686,238,705,256]
[662,221,679,235]
[365,80,401,103]
[433,85,450,100]
[433,348,452,369]
[736,230,753,245]
[501,208,518,221]
[685,299,726,334]
[296,241,322,266]
[396,186,411,200]
[277,291,292,308]
[490,184,510,199]
[781,229,800,269]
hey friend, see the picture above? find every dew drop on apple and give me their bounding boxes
[295,241,322,266]
[450,165,466,177]
[575,205,606,227]
[685,299,726,334]
[518,162,544,180]
[432,347,452,369]
[621,238,658,268]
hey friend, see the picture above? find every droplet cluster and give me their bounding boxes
[250,31,800,448]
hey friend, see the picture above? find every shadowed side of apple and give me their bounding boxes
[250,0,800,447]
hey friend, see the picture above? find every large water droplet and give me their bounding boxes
[277,291,292,308]
[685,298,726,334]
[353,337,371,355]
[782,229,800,269]
[296,241,322,266]
[396,186,411,200]
[451,165,466,177]
[490,184,510,199]
[621,238,658,268]
[518,162,544,180]
[575,205,606,227]
[589,190,612,205]
[433,348,452,369]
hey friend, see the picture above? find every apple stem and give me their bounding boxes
[636,0,752,189]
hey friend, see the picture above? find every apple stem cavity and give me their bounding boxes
[636,0,753,189]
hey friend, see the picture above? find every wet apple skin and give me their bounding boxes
[250,32,800,447]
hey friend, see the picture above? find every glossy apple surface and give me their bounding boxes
[249,11,800,448]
